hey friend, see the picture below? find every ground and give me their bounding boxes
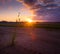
[0,27,60,54]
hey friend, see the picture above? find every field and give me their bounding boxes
[0,22,60,54]
[0,22,60,28]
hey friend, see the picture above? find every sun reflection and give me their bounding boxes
[26,27,36,41]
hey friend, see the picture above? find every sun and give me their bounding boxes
[24,18,34,27]
[26,18,33,23]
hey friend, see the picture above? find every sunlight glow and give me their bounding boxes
[24,18,34,27]
[26,18,33,23]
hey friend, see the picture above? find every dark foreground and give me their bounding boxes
[0,22,60,29]
[0,27,60,54]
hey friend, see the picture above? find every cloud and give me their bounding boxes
[0,0,12,5]
[39,0,54,4]
[17,0,37,8]
[17,0,60,22]
[17,0,60,9]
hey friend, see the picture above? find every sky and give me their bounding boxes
[0,0,60,22]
